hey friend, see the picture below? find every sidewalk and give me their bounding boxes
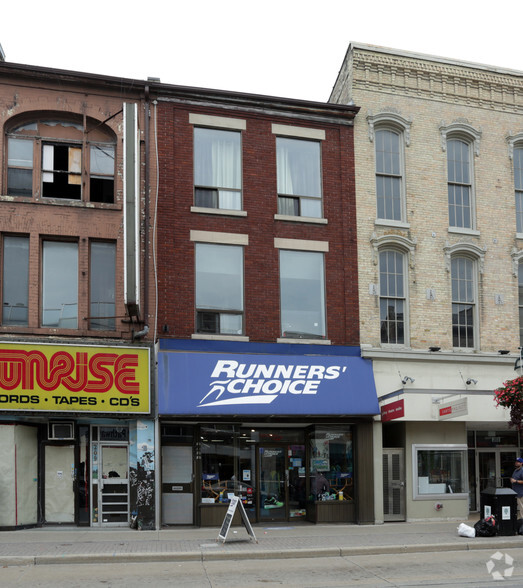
[0,517,521,567]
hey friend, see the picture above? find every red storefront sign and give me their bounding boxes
[381,398,404,421]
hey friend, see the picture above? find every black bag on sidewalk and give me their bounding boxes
[474,515,498,537]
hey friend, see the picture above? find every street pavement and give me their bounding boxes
[0,516,521,567]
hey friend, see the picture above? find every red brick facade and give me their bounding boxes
[155,98,360,346]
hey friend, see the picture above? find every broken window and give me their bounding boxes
[6,116,116,203]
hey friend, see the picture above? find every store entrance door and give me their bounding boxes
[98,445,129,526]
[477,449,518,497]
[259,445,306,521]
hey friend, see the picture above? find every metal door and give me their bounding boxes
[162,445,194,525]
[383,448,405,521]
[98,445,129,526]
[44,445,75,523]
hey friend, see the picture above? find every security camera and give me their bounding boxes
[466,378,477,385]
[401,376,415,385]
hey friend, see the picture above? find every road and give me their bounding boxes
[2,548,523,587]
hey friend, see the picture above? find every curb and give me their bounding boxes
[0,539,521,567]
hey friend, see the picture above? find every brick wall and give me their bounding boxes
[155,102,360,345]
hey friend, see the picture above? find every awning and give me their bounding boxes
[158,350,379,416]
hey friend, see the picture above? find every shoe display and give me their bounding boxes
[263,496,284,509]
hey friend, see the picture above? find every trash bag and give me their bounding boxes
[457,522,475,538]
[474,515,498,537]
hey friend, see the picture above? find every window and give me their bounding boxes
[280,250,325,339]
[195,243,243,335]
[2,235,29,326]
[6,117,115,203]
[375,129,402,221]
[451,256,476,348]
[276,138,322,218]
[519,263,523,347]
[42,241,78,329]
[193,127,242,210]
[514,147,523,233]
[7,137,33,196]
[413,445,468,499]
[379,250,405,344]
[90,242,116,331]
[447,138,473,229]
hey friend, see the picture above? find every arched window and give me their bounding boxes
[6,114,116,203]
[451,255,477,348]
[375,129,402,221]
[379,249,406,344]
[368,112,411,224]
[514,146,523,233]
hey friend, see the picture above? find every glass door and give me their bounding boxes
[477,448,518,508]
[99,445,129,525]
[258,445,305,521]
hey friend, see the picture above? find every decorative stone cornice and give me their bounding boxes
[351,47,523,113]
[511,247,523,277]
[366,110,412,146]
[439,121,482,156]
[443,240,487,273]
[370,232,417,268]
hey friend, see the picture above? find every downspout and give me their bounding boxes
[143,85,150,330]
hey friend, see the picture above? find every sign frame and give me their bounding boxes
[217,496,257,543]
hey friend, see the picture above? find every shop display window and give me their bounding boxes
[200,426,256,514]
[413,444,468,499]
[308,427,354,502]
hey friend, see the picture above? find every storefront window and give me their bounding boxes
[413,444,467,499]
[308,427,353,502]
[200,425,256,515]
[474,430,520,448]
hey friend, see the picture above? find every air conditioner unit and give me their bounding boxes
[48,422,75,440]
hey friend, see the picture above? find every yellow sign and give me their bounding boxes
[0,343,150,413]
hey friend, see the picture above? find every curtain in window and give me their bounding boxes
[276,138,321,199]
[194,128,241,203]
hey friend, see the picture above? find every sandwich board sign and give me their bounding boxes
[217,496,257,543]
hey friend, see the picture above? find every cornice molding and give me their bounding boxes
[351,49,523,113]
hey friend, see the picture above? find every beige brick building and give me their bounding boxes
[331,44,523,523]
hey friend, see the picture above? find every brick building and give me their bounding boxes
[153,86,380,525]
[0,60,156,529]
[330,43,523,522]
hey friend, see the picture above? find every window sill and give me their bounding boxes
[191,333,249,342]
[276,337,331,345]
[447,226,480,237]
[274,214,328,225]
[0,194,121,210]
[191,206,247,217]
[516,232,523,240]
[374,219,410,229]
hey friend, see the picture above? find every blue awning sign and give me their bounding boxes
[158,352,378,416]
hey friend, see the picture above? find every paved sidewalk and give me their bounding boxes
[0,518,521,567]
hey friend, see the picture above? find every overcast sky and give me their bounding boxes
[1,1,522,103]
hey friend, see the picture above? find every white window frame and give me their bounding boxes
[378,248,408,346]
[440,122,481,234]
[450,254,479,350]
[367,112,411,227]
[412,444,468,500]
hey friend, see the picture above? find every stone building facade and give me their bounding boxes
[331,44,523,522]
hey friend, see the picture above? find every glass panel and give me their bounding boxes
[200,425,236,503]
[375,130,402,221]
[451,257,475,348]
[277,137,321,218]
[288,445,306,518]
[7,138,33,196]
[42,241,78,328]
[478,452,496,491]
[259,446,286,519]
[42,144,82,199]
[2,236,29,326]
[500,451,518,488]
[90,145,115,175]
[194,128,241,204]
[310,428,353,503]
[78,426,90,525]
[417,449,466,494]
[280,250,325,339]
[515,148,523,232]
[90,242,116,330]
[195,243,243,333]
[379,250,405,344]
[447,139,472,228]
